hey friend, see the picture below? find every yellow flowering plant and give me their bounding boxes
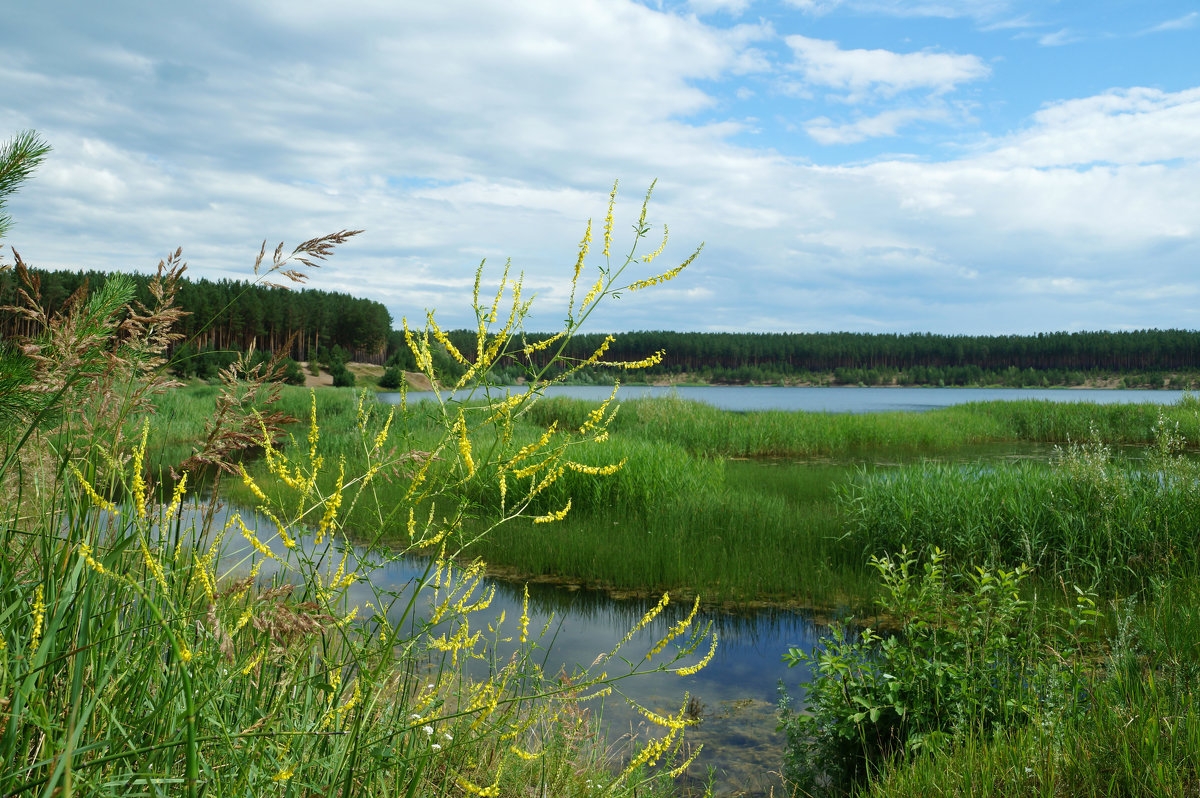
[1,170,716,798]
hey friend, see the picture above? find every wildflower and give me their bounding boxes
[69,464,118,514]
[29,584,45,652]
[603,179,618,257]
[131,418,149,519]
[532,499,571,524]
[627,243,703,292]
[273,766,294,782]
[431,743,442,752]
[163,471,188,525]
[642,223,669,263]
[423,725,434,736]
[675,632,718,676]
[519,584,530,644]
[316,457,346,544]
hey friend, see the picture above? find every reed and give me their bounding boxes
[839,429,1200,590]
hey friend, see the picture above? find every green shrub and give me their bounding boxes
[780,549,1099,796]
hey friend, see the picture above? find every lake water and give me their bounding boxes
[381,384,1190,413]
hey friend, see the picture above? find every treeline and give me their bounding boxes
[0,267,393,370]
[444,329,1200,388]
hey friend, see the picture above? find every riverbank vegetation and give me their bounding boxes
[1,160,716,796]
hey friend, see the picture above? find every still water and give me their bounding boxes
[382,384,1189,413]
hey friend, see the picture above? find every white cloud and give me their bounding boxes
[1036,28,1081,47]
[789,0,1011,20]
[785,35,990,100]
[1141,12,1199,34]
[979,87,1200,168]
[688,0,753,14]
[805,107,950,143]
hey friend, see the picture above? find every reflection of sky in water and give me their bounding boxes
[190,501,819,795]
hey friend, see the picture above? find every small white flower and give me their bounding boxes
[431,743,442,752]
[442,732,453,741]
[410,714,421,721]
[422,725,434,736]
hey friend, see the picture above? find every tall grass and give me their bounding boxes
[525,395,1200,459]
[839,423,1200,590]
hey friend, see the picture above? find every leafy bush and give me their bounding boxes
[780,548,1099,796]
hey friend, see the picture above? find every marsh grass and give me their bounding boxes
[839,422,1200,590]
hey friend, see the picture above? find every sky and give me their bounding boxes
[1,0,1198,335]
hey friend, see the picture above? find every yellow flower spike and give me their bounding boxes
[566,460,626,477]
[140,538,169,593]
[428,312,468,366]
[232,605,254,635]
[647,595,701,661]
[637,179,656,232]
[177,639,194,664]
[488,259,510,325]
[642,223,669,263]
[316,457,346,545]
[234,514,277,561]
[28,584,45,652]
[611,592,669,655]
[614,351,665,370]
[532,499,571,524]
[241,649,264,676]
[457,410,475,477]
[163,472,188,526]
[272,766,294,783]
[258,507,296,549]
[498,471,507,513]
[131,418,149,519]
[628,243,703,292]
[583,335,615,367]
[668,744,704,778]
[519,584,530,644]
[79,544,111,577]
[69,464,118,514]
[579,383,620,434]
[675,632,718,676]
[308,390,320,463]
[372,407,394,454]
[569,218,592,315]
[603,179,618,258]
[456,765,502,798]
[193,553,216,602]
[520,331,566,360]
[355,390,369,433]
[239,465,268,504]
[510,745,542,762]
[578,275,605,314]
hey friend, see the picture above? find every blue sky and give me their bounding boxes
[2,0,1198,334]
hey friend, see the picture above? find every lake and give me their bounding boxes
[381,384,1190,413]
